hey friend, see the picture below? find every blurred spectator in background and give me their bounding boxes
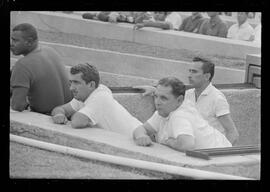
[227,12,255,41]
[134,12,182,30]
[198,12,228,38]
[253,13,261,45]
[179,12,205,33]
[82,11,154,24]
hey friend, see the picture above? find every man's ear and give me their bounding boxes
[177,95,184,103]
[87,81,96,89]
[204,73,211,81]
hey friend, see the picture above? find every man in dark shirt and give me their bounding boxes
[179,12,205,33]
[198,12,228,38]
[10,23,73,114]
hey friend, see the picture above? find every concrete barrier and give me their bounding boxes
[10,110,260,179]
[10,41,246,84]
[11,11,261,59]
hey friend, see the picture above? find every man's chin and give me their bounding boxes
[157,110,168,118]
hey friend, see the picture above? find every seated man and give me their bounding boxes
[133,12,182,30]
[82,11,152,24]
[179,12,205,33]
[10,23,73,114]
[51,63,142,138]
[133,77,232,151]
[227,12,255,41]
[198,12,228,38]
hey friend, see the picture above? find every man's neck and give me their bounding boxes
[238,20,247,27]
[194,82,210,100]
[23,44,39,56]
[210,15,219,23]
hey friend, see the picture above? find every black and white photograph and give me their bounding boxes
[8,8,261,182]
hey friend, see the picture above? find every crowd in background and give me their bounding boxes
[80,12,261,44]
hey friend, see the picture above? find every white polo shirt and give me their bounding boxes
[227,20,255,41]
[184,83,230,135]
[254,23,261,45]
[70,84,142,138]
[165,12,182,30]
[147,100,232,149]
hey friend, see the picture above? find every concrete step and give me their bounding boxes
[10,41,246,85]
[10,110,260,179]
[11,11,261,59]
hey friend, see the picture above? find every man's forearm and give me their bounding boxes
[144,21,171,29]
[226,130,239,145]
[51,106,66,116]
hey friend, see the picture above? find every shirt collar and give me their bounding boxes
[200,82,214,96]
[163,99,194,120]
[238,20,249,28]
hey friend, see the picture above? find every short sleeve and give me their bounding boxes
[70,98,84,111]
[170,115,194,138]
[214,95,230,117]
[10,61,31,89]
[77,92,110,125]
[147,111,161,132]
[165,13,182,30]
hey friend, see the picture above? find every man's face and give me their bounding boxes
[10,31,29,56]
[154,12,167,21]
[154,85,182,117]
[69,73,94,102]
[207,12,218,17]
[188,62,208,88]
[237,12,248,25]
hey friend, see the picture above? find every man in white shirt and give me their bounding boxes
[133,77,232,151]
[133,12,182,30]
[186,57,239,144]
[51,63,142,138]
[227,12,255,41]
[253,13,261,45]
[133,57,239,145]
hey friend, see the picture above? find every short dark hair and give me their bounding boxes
[12,23,38,42]
[70,63,100,88]
[157,77,186,98]
[192,56,215,81]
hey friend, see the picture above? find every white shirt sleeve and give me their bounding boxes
[214,95,230,117]
[70,98,84,111]
[77,92,109,125]
[227,24,235,38]
[147,111,161,132]
[165,12,182,30]
[170,115,194,138]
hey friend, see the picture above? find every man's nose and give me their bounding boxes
[69,83,75,91]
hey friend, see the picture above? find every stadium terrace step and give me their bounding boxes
[10,110,260,179]
[11,11,261,59]
[10,41,246,85]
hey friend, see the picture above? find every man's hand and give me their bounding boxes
[132,85,156,96]
[52,113,68,124]
[134,135,153,146]
[133,23,145,30]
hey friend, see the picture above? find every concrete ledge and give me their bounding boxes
[10,110,260,179]
[11,41,246,84]
[11,11,261,59]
